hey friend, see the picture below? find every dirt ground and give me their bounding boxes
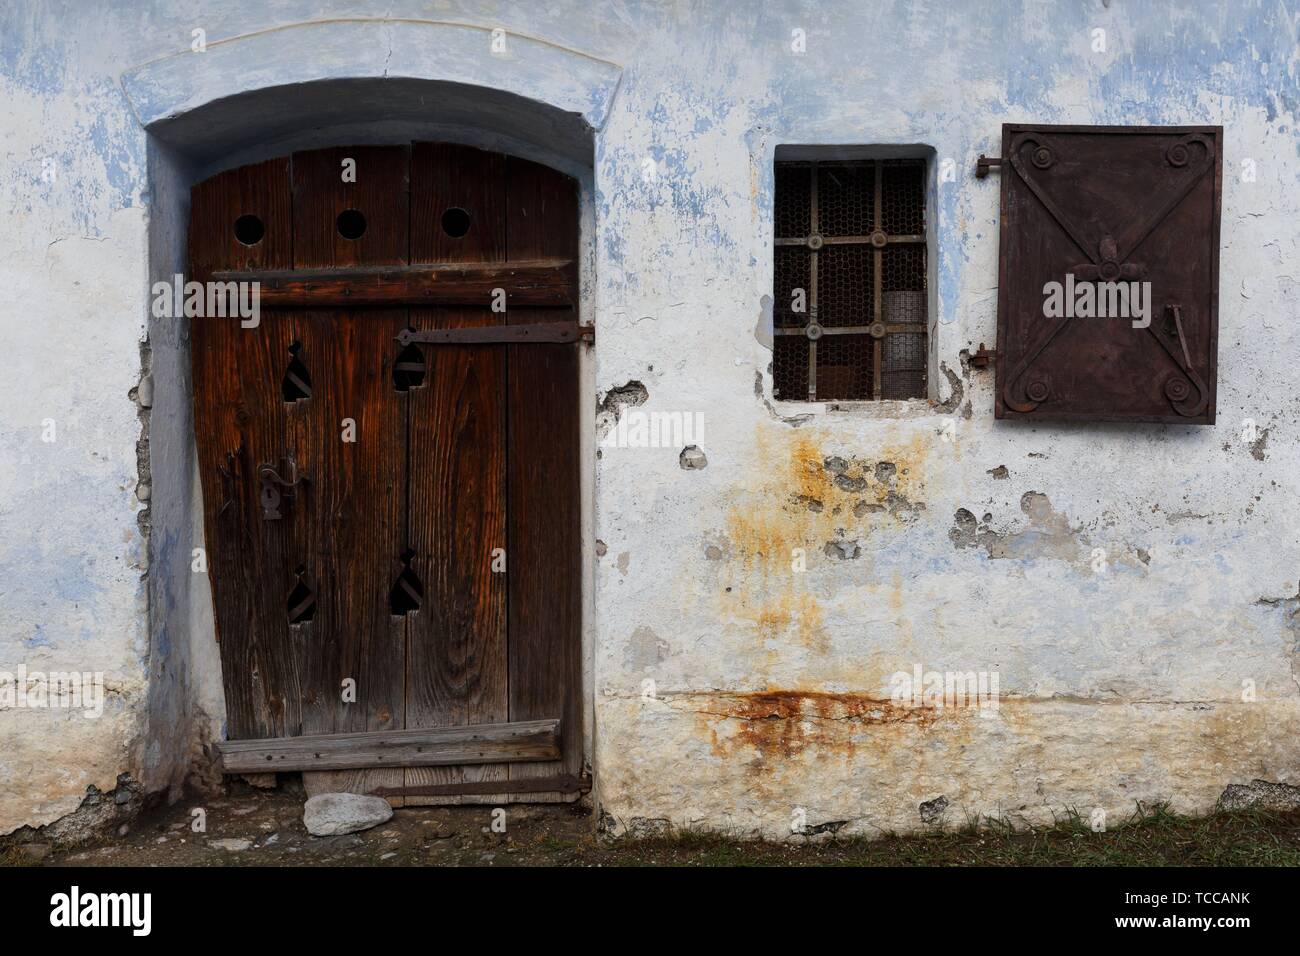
[10,780,602,867]
[6,778,1300,867]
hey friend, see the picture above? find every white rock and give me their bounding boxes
[303,793,393,836]
[208,838,252,851]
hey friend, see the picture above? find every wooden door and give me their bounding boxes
[191,144,584,803]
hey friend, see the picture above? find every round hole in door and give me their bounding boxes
[441,207,471,238]
[336,208,367,240]
[233,214,265,246]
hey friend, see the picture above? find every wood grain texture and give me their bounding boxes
[215,259,576,308]
[405,143,510,800]
[291,145,410,799]
[194,144,583,804]
[216,719,560,773]
[371,773,586,798]
[190,157,301,741]
[505,155,584,794]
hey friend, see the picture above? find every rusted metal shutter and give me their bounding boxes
[988,124,1222,423]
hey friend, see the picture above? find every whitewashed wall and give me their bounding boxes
[1,0,1296,837]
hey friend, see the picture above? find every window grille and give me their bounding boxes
[774,158,928,401]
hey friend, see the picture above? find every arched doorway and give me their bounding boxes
[191,143,583,804]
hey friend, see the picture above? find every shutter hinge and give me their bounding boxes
[968,344,997,368]
[975,155,1004,178]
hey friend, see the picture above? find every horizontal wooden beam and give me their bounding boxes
[215,719,560,773]
[211,259,576,309]
[370,774,590,799]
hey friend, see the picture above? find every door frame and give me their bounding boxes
[130,51,613,799]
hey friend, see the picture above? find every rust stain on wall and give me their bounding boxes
[709,424,931,669]
[675,689,958,767]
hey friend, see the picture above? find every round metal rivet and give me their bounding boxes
[805,323,824,341]
[1167,144,1189,167]
[869,230,888,248]
[807,234,824,250]
[1026,380,1049,402]
[1165,377,1190,401]
[1031,146,1053,169]
[1099,260,1121,281]
[869,322,886,339]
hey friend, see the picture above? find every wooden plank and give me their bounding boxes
[371,773,587,798]
[506,155,584,794]
[404,142,511,802]
[212,259,576,308]
[216,719,560,773]
[290,145,410,800]
[189,157,302,741]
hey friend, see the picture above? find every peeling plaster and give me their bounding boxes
[4,0,1300,837]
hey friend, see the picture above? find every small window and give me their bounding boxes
[774,157,928,401]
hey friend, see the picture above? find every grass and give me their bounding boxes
[588,803,1300,867]
[5,801,1299,867]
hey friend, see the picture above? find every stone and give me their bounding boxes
[823,539,860,560]
[302,793,393,836]
[208,837,252,851]
[919,795,950,824]
[1216,780,1300,812]
[678,445,708,470]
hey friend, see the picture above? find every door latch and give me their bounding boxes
[258,457,305,520]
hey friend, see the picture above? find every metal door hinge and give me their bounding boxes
[969,344,997,368]
[976,155,1004,178]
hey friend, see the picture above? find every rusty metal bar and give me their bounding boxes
[872,160,884,399]
[776,234,924,247]
[775,323,925,336]
[396,322,592,346]
[976,155,1004,178]
[808,163,819,401]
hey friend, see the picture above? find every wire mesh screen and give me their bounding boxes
[882,292,926,399]
[820,245,873,327]
[773,158,928,401]
[774,164,812,239]
[817,163,874,236]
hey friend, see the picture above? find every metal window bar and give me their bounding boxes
[774,159,927,401]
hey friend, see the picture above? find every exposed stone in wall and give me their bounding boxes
[129,340,153,540]
[595,380,648,446]
[919,795,950,824]
[1216,780,1300,812]
[8,774,145,848]
[679,445,707,469]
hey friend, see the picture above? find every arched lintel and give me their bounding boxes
[122,18,621,175]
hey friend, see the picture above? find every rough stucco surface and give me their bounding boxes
[1,0,1298,837]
